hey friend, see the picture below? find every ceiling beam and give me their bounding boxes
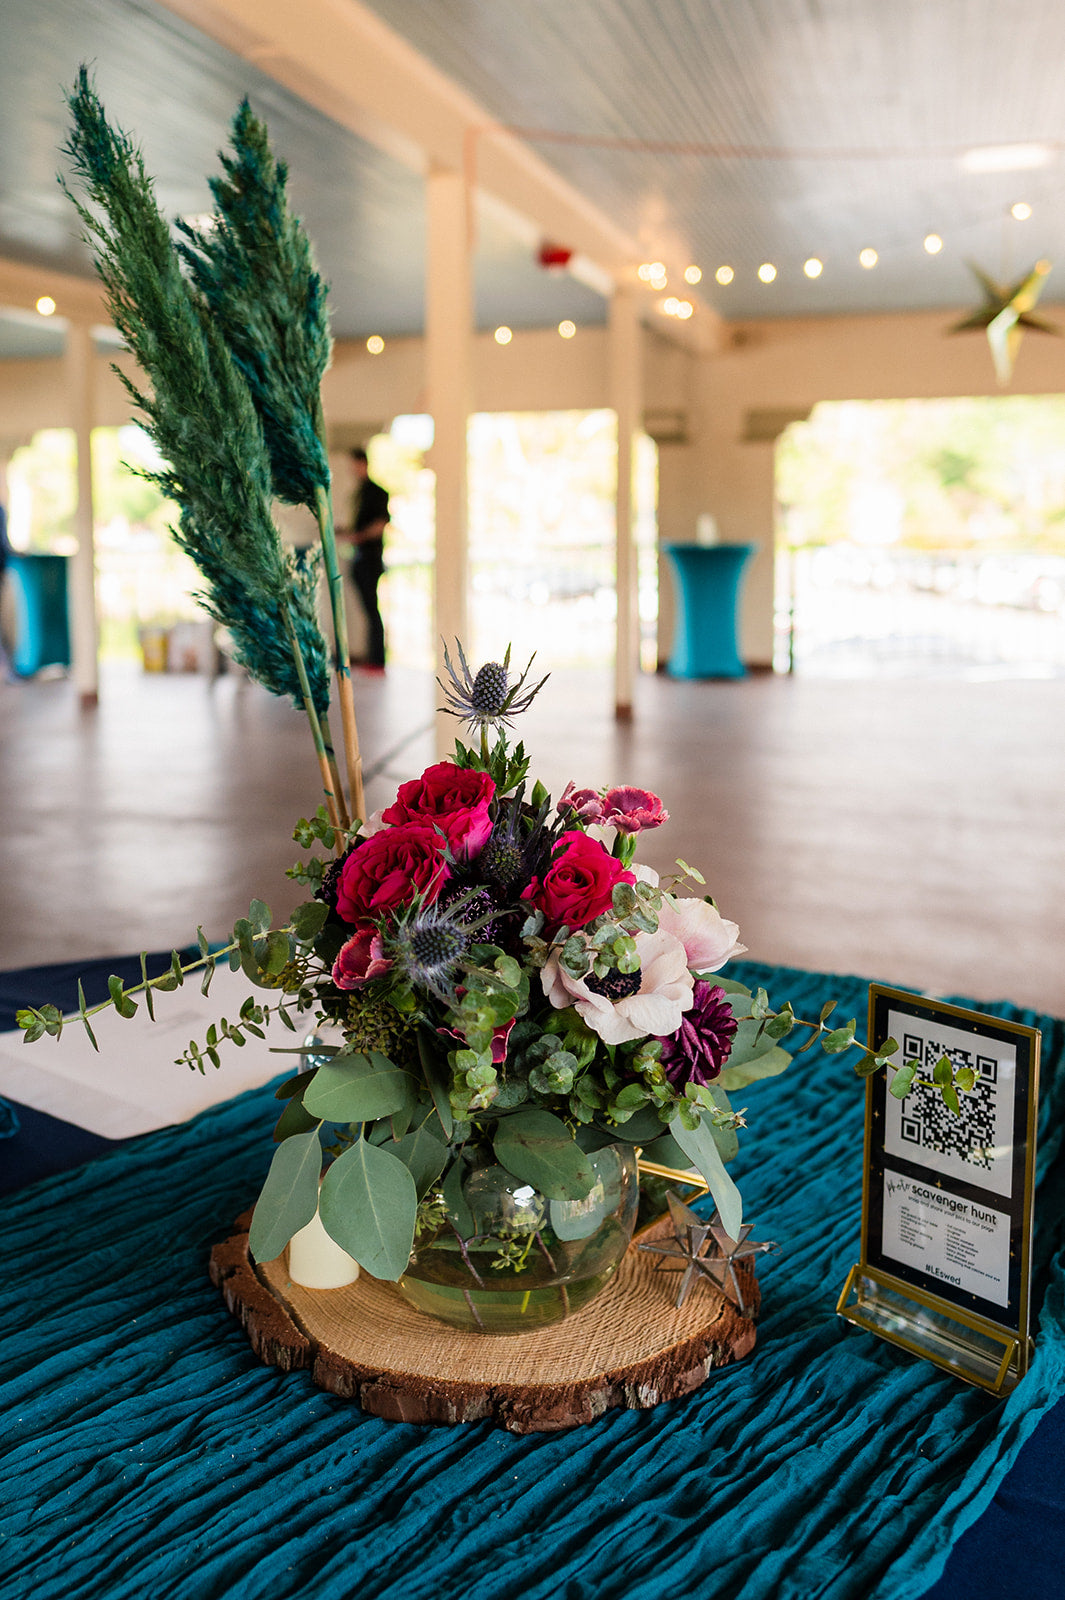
[0,258,107,324]
[153,0,721,350]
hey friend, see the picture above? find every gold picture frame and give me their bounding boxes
[838,985,1040,1395]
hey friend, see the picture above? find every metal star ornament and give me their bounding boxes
[949,259,1058,385]
[638,1191,777,1313]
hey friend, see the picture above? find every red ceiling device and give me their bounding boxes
[538,241,573,270]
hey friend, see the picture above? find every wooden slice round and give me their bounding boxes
[210,1211,760,1434]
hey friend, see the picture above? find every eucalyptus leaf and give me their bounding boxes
[889,1060,918,1099]
[705,1083,740,1164]
[274,1071,313,1101]
[669,1112,743,1242]
[273,1092,320,1142]
[259,930,291,975]
[290,899,330,942]
[493,1109,596,1201]
[319,1140,418,1279]
[441,1156,475,1238]
[714,977,753,1001]
[822,1022,857,1054]
[389,1125,449,1199]
[602,1103,669,1144]
[303,1052,418,1123]
[248,1127,321,1263]
[107,974,137,1019]
[549,1148,622,1241]
[638,1131,691,1171]
[718,1018,793,1090]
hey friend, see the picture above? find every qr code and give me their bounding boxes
[896,1031,998,1169]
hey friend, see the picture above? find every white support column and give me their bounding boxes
[610,286,641,720]
[64,321,100,708]
[425,166,472,757]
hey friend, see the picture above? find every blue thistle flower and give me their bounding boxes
[383,888,499,1005]
[438,641,548,732]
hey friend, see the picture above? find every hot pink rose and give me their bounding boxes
[332,929,393,989]
[381,762,495,861]
[522,830,635,930]
[335,822,449,925]
[601,785,668,833]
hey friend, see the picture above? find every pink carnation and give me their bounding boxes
[601,786,668,833]
[332,929,393,989]
[557,782,605,824]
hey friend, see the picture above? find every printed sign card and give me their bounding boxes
[838,985,1040,1394]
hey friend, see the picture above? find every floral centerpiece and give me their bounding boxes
[19,76,977,1340]
[237,641,788,1331]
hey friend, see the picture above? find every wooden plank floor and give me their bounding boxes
[2,661,1062,1016]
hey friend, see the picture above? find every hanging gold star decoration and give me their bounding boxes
[949,259,1058,385]
[638,1191,777,1313]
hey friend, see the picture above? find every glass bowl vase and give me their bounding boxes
[396,1144,640,1335]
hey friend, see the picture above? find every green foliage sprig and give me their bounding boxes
[62,71,357,832]
[177,99,331,514]
[178,96,365,821]
[16,896,331,1069]
[63,70,331,720]
[735,987,976,1111]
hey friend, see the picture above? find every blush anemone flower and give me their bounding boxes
[540,927,694,1046]
[657,980,739,1088]
[657,894,746,972]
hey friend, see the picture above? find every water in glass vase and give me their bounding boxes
[397,1145,639,1334]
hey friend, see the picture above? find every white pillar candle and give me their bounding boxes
[287,1206,360,1290]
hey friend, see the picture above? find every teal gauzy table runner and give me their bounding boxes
[1,960,1063,1600]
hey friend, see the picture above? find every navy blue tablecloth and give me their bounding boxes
[1,956,1063,1600]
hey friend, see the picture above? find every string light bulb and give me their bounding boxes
[715,265,734,286]
[923,234,943,255]
[859,247,879,269]
[494,325,513,345]
[1011,201,1033,221]
[803,258,823,279]
[35,296,56,316]
[366,335,384,354]
[684,265,702,284]
[676,301,694,319]
[558,320,576,338]
[758,262,777,283]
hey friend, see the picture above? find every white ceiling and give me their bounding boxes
[3,0,1065,356]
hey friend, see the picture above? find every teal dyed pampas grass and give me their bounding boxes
[177,99,331,515]
[179,97,365,818]
[62,69,357,830]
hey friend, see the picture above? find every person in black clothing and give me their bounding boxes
[348,447,389,671]
[0,501,16,681]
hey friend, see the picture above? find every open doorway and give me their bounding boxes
[375,409,659,673]
[776,397,1065,678]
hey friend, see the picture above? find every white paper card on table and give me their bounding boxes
[0,963,287,1138]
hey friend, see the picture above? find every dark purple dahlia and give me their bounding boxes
[658,981,738,1089]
